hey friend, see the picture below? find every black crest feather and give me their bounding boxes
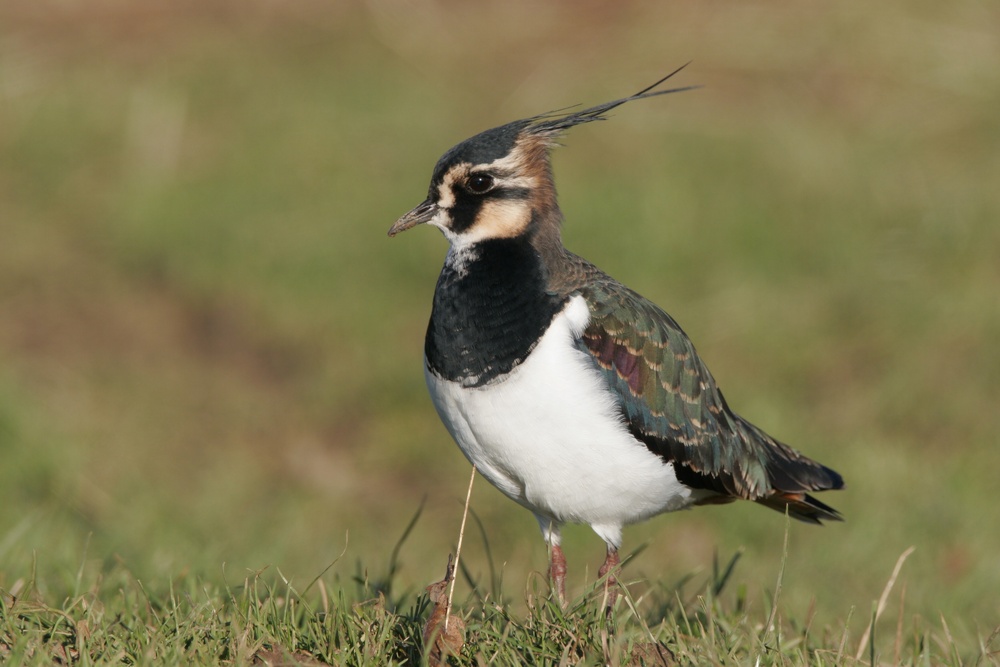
[525,63,698,138]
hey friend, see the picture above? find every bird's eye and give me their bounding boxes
[466,173,495,194]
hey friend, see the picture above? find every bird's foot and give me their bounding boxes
[597,549,620,610]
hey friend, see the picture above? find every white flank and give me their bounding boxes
[425,295,704,548]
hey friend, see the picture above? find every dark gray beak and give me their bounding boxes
[388,198,438,237]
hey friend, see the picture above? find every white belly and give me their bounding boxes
[425,295,701,547]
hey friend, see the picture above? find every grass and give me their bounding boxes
[2,0,999,663]
[3,521,997,665]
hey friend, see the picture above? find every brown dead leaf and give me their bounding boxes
[252,645,330,666]
[627,641,675,666]
[423,555,465,666]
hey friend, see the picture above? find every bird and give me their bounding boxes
[388,66,844,606]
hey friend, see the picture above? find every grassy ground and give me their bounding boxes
[2,1,999,664]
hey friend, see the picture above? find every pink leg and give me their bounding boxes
[548,544,567,606]
[597,548,620,608]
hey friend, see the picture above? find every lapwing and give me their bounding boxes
[388,68,844,605]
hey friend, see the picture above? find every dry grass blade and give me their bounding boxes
[446,464,476,634]
[855,546,915,661]
[894,581,906,665]
[762,510,791,647]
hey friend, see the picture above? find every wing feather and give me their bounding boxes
[573,276,844,523]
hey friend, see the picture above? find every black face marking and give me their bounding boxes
[448,186,533,236]
[425,236,564,386]
[448,194,482,235]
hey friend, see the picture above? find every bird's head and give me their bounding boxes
[388,65,697,248]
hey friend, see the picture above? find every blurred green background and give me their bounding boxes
[1,0,997,639]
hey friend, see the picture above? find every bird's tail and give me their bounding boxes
[736,416,845,524]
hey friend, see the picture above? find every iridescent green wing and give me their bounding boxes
[576,277,843,521]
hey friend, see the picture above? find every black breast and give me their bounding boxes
[425,237,565,387]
